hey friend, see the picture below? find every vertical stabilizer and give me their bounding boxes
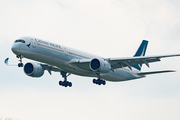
[132,40,148,71]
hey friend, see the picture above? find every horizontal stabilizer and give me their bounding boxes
[138,70,175,76]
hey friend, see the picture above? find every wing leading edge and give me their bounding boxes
[108,54,180,70]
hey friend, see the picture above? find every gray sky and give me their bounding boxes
[1,0,180,120]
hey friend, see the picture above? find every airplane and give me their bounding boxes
[4,36,180,87]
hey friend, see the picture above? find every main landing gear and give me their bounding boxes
[93,79,106,85]
[17,55,23,67]
[93,73,106,85]
[59,71,72,87]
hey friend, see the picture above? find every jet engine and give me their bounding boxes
[90,58,111,73]
[24,62,44,77]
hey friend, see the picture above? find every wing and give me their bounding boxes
[108,54,180,70]
[69,54,180,71]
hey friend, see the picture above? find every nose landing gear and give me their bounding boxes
[17,55,23,67]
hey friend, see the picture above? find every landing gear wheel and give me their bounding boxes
[97,79,101,85]
[93,79,96,83]
[59,81,62,85]
[59,72,72,87]
[68,82,72,87]
[59,81,72,87]
[92,78,106,86]
[102,80,106,85]
[18,63,23,67]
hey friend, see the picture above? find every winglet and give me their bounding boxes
[4,58,9,65]
[4,58,17,66]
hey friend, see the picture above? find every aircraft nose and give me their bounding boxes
[11,43,19,54]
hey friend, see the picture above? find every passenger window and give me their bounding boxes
[15,39,25,43]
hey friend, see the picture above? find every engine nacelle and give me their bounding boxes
[24,62,44,77]
[90,58,111,73]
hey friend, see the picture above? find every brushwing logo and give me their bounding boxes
[132,40,148,71]
[27,42,31,48]
[140,45,146,56]
[137,44,146,68]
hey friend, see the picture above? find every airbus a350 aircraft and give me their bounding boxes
[5,36,180,87]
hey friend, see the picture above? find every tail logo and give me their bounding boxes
[132,40,148,71]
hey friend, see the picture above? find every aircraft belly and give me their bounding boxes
[102,68,143,82]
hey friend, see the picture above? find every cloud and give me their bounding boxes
[0,88,180,120]
[1,0,180,120]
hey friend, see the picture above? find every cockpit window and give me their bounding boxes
[15,39,25,43]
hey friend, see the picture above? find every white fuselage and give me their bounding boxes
[11,36,144,82]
